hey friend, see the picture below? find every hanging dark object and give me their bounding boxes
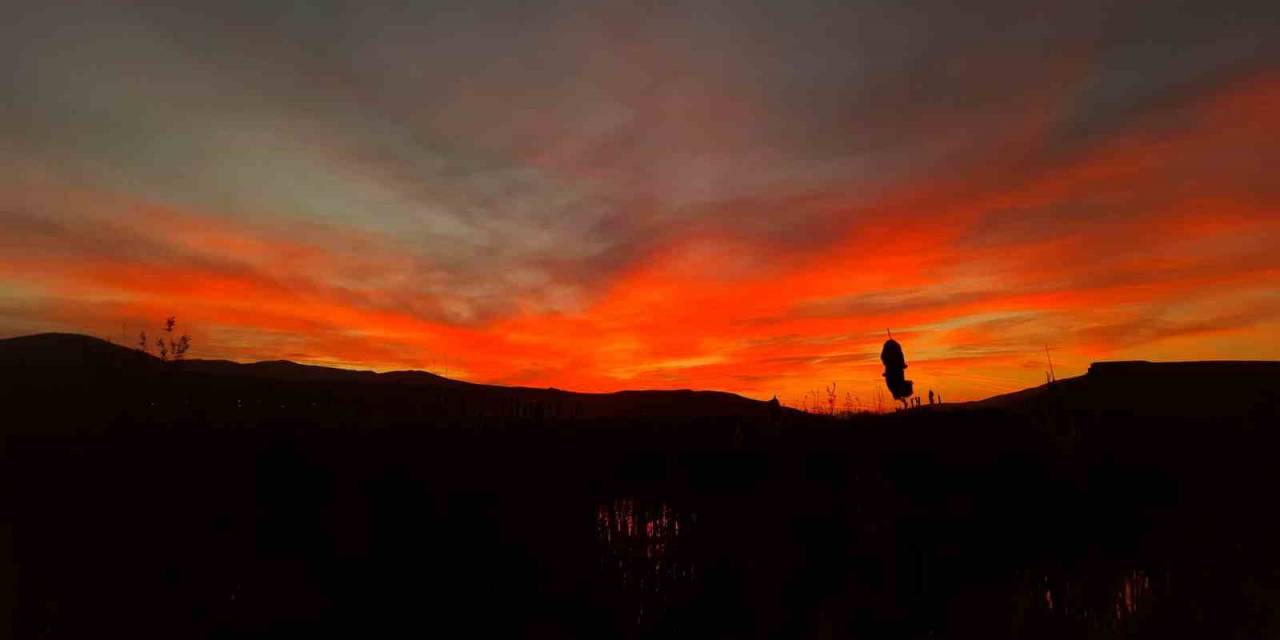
[881,329,914,404]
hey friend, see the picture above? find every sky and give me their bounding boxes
[2,0,1277,405]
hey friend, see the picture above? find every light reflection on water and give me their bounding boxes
[595,497,696,625]
[1115,569,1153,620]
[593,497,1172,635]
[1034,568,1160,634]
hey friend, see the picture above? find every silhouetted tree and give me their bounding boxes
[138,316,193,362]
[881,331,914,409]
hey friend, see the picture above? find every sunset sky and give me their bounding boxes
[2,1,1277,404]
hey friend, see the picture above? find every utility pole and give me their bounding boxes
[1045,345,1056,383]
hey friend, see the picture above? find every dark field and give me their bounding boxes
[3,334,1279,637]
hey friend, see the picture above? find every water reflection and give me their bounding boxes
[595,497,696,626]
[590,495,1182,637]
[1030,568,1161,636]
[1115,569,1153,620]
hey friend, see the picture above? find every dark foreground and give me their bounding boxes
[2,335,1279,638]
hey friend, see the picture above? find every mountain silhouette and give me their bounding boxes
[5,333,1277,437]
[962,359,1280,417]
[0,333,787,434]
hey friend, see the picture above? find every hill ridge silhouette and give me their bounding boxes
[3,332,1278,420]
[0,332,782,421]
[0,332,728,391]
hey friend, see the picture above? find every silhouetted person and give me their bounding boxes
[881,331,914,408]
[928,390,934,405]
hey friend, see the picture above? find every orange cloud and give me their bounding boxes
[1,73,1277,406]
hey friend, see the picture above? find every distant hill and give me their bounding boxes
[0,333,785,423]
[965,360,1280,418]
[3,333,1278,434]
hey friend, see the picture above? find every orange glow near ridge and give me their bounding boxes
[1,73,1277,407]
